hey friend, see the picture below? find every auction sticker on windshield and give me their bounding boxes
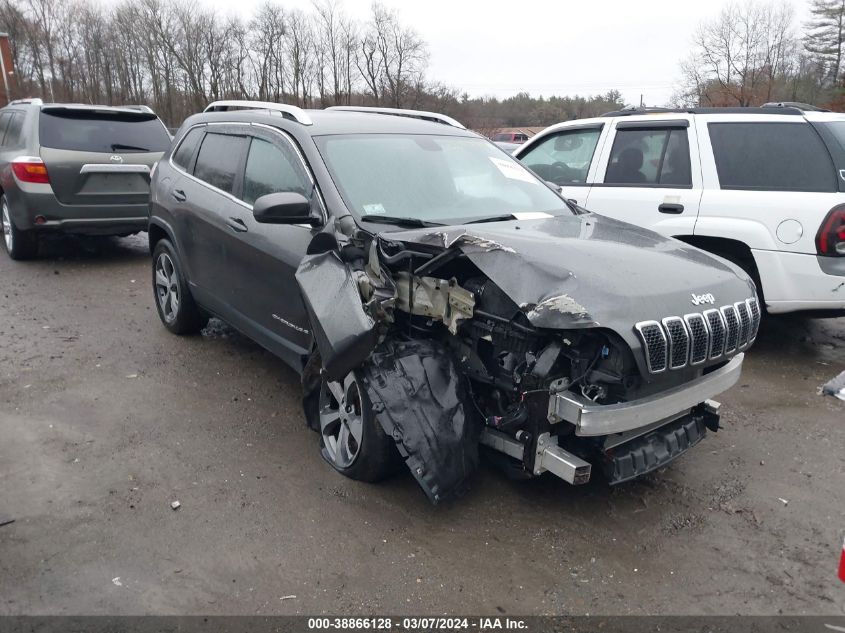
[489,156,538,184]
[363,203,387,214]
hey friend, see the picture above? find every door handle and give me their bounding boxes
[658,203,684,214]
[226,217,248,232]
[171,189,186,202]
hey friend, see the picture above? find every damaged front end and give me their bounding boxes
[297,215,750,503]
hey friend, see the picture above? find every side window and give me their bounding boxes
[0,112,11,145]
[193,132,248,195]
[2,112,23,147]
[520,128,602,185]
[708,122,835,192]
[172,127,203,171]
[605,127,691,187]
[242,137,311,206]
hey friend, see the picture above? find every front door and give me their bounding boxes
[585,117,702,238]
[225,130,319,363]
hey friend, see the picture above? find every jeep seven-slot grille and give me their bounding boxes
[635,298,758,374]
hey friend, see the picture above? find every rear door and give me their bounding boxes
[584,115,701,237]
[695,115,843,305]
[696,115,842,256]
[178,128,250,312]
[516,123,606,206]
[37,107,171,206]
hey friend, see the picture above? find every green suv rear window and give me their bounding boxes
[39,109,171,153]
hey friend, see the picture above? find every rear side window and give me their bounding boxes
[242,137,310,205]
[172,127,203,171]
[194,133,248,195]
[520,127,602,185]
[4,113,24,146]
[39,110,171,153]
[709,122,835,192]
[605,128,691,186]
[0,112,12,145]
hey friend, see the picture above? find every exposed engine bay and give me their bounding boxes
[298,215,752,503]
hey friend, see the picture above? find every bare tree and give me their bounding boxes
[679,0,798,107]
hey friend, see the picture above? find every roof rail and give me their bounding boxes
[203,100,312,125]
[601,105,806,117]
[600,106,679,117]
[8,97,43,106]
[326,106,465,129]
[762,101,829,112]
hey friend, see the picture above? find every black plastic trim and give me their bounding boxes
[616,119,689,129]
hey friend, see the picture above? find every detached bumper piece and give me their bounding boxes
[603,408,713,485]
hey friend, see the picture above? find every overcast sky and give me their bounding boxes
[149,0,811,106]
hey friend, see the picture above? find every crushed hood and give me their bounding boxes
[383,214,756,367]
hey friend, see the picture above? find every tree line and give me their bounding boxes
[0,0,432,126]
[0,0,628,128]
[5,0,844,131]
[675,0,845,109]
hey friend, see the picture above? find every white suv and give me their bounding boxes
[513,104,845,315]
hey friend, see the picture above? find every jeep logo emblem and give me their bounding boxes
[691,292,715,306]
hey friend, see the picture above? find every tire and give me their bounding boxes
[317,369,397,482]
[151,238,208,334]
[1,195,38,260]
[716,250,767,312]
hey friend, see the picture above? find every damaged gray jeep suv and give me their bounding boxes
[149,101,759,504]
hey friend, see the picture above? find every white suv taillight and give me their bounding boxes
[11,156,49,184]
[816,205,845,256]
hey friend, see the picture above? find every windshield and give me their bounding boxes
[315,134,572,225]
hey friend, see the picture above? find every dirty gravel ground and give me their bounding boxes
[0,233,843,616]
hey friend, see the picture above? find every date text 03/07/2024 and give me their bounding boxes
[306,617,529,630]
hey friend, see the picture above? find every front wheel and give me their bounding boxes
[1,195,38,260]
[152,239,208,334]
[318,370,397,482]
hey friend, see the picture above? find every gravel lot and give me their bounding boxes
[0,233,843,616]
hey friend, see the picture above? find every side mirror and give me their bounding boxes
[253,192,320,226]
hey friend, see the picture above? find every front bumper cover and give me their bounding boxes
[548,353,744,436]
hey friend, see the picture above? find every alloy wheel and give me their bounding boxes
[319,372,365,469]
[154,252,180,323]
[2,200,12,252]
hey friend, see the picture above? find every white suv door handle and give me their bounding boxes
[658,203,684,214]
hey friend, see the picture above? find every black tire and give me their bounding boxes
[715,249,767,312]
[317,369,398,482]
[1,195,38,260]
[151,238,208,334]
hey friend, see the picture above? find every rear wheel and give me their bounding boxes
[318,370,396,482]
[2,195,38,260]
[152,239,207,334]
[716,249,766,312]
